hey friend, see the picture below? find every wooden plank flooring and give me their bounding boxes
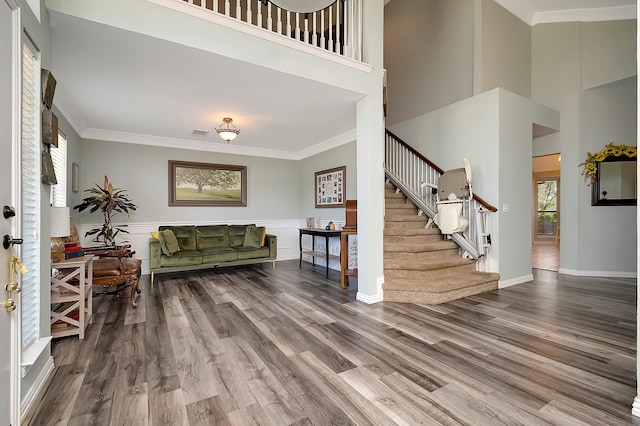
[25,261,640,425]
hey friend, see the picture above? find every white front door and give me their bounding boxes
[1,1,20,424]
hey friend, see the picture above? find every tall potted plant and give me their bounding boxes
[74,176,138,246]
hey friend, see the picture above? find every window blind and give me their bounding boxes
[21,38,40,350]
[50,131,67,207]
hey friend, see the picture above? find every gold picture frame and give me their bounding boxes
[315,166,346,208]
[169,160,247,207]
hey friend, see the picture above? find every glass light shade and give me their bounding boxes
[50,206,70,262]
[218,130,238,142]
[50,206,70,237]
[216,117,240,143]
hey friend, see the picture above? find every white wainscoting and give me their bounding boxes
[77,219,345,275]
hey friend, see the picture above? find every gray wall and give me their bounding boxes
[532,20,637,275]
[578,78,637,273]
[478,0,531,98]
[384,0,531,126]
[298,141,357,227]
[79,140,300,224]
[384,0,474,126]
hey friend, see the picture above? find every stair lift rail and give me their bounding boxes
[384,130,493,260]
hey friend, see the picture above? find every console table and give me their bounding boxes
[299,228,342,279]
[50,255,94,339]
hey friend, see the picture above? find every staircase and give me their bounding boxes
[382,182,500,304]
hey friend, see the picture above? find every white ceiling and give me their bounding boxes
[48,1,636,159]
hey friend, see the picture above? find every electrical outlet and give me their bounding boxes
[502,203,509,213]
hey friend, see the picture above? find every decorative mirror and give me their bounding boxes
[591,158,637,206]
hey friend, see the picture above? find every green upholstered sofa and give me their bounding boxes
[149,224,277,283]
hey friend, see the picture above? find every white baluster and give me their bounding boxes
[224,0,230,16]
[213,0,217,13]
[304,14,309,43]
[312,12,317,47]
[336,1,341,54]
[247,0,252,25]
[328,5,333,52]
[277,7,282,34]
[235,0,241,20]
[267,3,272,31]
[295,12,300,41]
[286,11,291,38]
[320,9,326,50]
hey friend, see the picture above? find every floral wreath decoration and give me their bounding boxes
[579,142,637,185]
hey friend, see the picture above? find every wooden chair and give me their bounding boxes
[91,245,142,308]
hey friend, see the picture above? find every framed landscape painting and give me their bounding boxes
[315,166,346,208]
[169,160,247,207]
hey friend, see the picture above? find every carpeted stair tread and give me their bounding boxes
[384,256,473,271]
[384,227,442,236]
[385,263,478,280]
[384,240,458,252]
[383,271,499,291]
[385,234,443,244]
[383,279,499,304]
[385,221,430,230]
[385,205,420,215]
[385,213,426,222]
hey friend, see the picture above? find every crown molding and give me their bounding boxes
[81,127,356,160]
[532,5,636,25]
[494,0,636,26]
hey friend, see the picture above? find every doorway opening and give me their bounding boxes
[532,154,560,271]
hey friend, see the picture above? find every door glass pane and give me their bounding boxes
[537,180,558,236]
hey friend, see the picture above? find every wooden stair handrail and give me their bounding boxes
[385,129,498,213]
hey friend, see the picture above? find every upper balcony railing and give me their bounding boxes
[175,0,363,61]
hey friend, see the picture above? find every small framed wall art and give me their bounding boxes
[72,163,80,193]
[315,166,346,208]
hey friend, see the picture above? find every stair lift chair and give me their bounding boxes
[421,159,473,236]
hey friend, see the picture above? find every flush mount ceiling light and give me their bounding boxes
[267,0,336,13]
[216,117,240,143]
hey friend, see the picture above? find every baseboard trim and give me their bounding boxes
[632,396,640,418]
[356,290,383,304]
[558,268,637,278]
[21,355,55,424]
[498,274,533,289]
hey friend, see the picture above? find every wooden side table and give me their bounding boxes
[50,255,94,339]
[299,228,342,279]
[340,229,358,289]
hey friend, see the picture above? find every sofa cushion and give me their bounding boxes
[197,225,230,250]
[229,224,254,247]
[160,225,197,251]
[200,247,238,264]
[159,229,180,256]
[160,250,203,267]
[236,245,270,260]
[243,226,266,248]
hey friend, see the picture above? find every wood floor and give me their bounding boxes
[532,243,560,272]
[25,260,639,425]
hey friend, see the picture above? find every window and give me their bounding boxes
[50,131,67,207]
[20,38,41,350]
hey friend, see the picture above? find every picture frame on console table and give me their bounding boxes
[168,160,247,207]
[315,166,346,208]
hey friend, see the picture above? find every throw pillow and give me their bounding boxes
[260,227,267,247]
[243,225,266,248]
[150,231,159,239]
[159,229,180,256]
